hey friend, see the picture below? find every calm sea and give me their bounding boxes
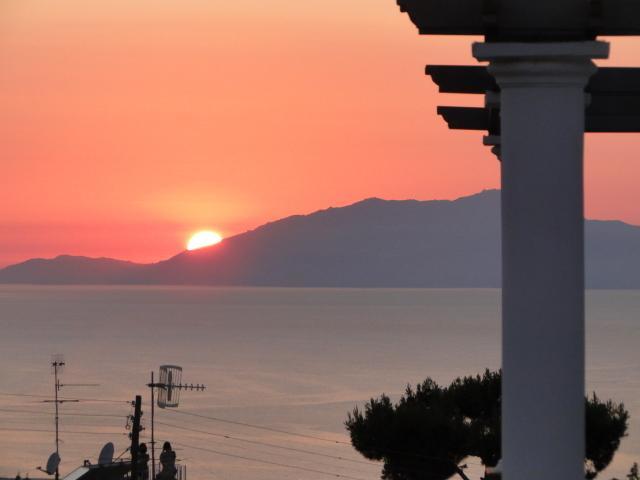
[0,287,637,480]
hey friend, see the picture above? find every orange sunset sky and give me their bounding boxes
[2,0,640,267]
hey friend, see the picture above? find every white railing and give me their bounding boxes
[151,463,186,480]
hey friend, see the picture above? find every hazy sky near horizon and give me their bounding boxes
[2,0,640,266]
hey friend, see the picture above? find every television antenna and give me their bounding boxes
[147,365,205,480]
[43,355,99,480]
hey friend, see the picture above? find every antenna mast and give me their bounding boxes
[50,355,65,480]
[147,365,205,479]
[43,355,97,480]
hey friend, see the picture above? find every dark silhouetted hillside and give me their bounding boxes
[0,255,145,284]
[1,190,639,288]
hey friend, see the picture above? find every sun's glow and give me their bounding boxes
[187,230,223,250]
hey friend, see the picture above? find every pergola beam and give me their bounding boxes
[426,65,640,94]
[398,0,640,39]
[437,106,640,133]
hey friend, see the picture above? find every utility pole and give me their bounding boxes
[150,371,156,480]
[52,359,63,480]
[130,395,142,480]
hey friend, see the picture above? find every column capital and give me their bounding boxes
[472,42,609,88]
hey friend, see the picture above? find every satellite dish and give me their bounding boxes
[45,453,60,475]
[97,442,114,466]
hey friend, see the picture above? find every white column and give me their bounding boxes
[473,42,609,480]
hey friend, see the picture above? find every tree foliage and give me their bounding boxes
[586,394,630,479]
[345,370,628,480]
[611,463,639,480]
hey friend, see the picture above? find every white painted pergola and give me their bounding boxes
[396,1,640,479]
[474,40,607,480]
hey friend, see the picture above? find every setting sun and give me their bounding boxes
[187,230,223,251]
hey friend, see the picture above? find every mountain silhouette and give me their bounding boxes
[1,190,639,288]
[0,255,145,284]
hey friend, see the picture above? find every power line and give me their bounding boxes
[0,427,127,436]
[163,408,483,467]
[0,393,479,472]
[0,391,480,468]
[172,440,369,480]
[0,392,130,404]
[156,421,379,467]
[0,392,61,399]
[163,409,351,445]
[0,406,480,470]
[0,407,127,418]
[57,397,130,404]
[154,425,374,477]
[0,398,482,475]
[163,426,476,480]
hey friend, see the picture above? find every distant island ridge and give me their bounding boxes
[2,189,639,288]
